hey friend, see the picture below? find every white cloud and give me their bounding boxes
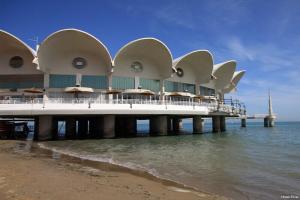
[223,37,300,73]
[154,4,196,29]
[226,38,255,61]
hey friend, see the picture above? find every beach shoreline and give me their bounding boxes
[0,140,227,200]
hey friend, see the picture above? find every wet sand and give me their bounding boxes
[0,140,227,200]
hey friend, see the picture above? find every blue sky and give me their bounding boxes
[1,0,300,121]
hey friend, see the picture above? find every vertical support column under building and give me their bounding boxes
[241,118,246,127]
[44,73,50,89]
[107,72,113,90]
[193,116,203,134]
[160,80,165,101]
[195,81,200,95]
[269,118,275,127]
[167,117,173,134]
[134,76,140,89]
[65,118,76,139]
[150,116,168,136]
[124,116,137,137]
[103,115,115,138]
[37,115,53,141]
[220,116,226,132]
[173,118,183,134]
[212,116,221,133]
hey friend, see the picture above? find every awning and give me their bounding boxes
[23,88,43,94]
[165,92,195,98]
[122,89,155,96]
[105,89,122,94]
[64,87,94,93]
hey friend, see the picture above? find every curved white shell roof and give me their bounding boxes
[223,70,246,93]
[113,38,173,79]
[172,50,213,84]
[0,30,42,75]
[0,30,35,56]
[213,60,236,91]
[37,29,112,73]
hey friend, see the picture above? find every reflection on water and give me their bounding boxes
[41,122,300,200]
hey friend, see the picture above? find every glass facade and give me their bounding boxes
[81,75,107,89]
[164,81,195,94]
[0,81,43,89]
[200,86,215,96]
[140,78,160,92]
[112,76,134,90]
[49,74,76,88]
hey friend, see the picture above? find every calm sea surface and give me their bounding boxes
[40,121,300,200]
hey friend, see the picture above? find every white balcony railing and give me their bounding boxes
[0,96,245,116]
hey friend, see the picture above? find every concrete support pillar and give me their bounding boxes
[150,116,167,136]
[173,118,183,134]
[264,117,269,127]
[65,118,76,139]
[167,117,172,134]
[160,80,165,101]
[44,73,49,89]
[78,118,88,139]
[37,115,53,141]
[212,116,221,133]
[107,73,113,90]
[103,115,115,138]
[193,116,203,134]
[241,118,246,127]
[264,117,275,127]
[124,117,137,137]
[220,116,226,132]
[269,118,275,127]
[134,76,140,89]
[195,81,200,95]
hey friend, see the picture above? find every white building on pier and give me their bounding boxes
[0,29,246,140]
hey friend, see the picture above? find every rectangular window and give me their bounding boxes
[0,81,43,89]
[81,75,107,89]
[140,78,160,92]
[200,86,215,96]
[0,75,43,89]
[112,76,134,90]
[164,81,195,94]
[49,74,76,88]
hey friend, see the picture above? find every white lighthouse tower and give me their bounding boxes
[264,90,276,127]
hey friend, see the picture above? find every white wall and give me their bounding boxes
[113,56,165,80]
[0,51,41,75]
[41,51,108,75]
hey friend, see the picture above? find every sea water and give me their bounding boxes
[40,121,300,200]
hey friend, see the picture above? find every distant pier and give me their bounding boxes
[240,90,276,127]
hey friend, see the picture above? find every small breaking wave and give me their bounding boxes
[37,142,199,192]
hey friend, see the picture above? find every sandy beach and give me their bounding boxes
[0,140,226,200]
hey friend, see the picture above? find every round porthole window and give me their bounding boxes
[131,61,143,73]
[176,68,184,77]
[9,56,23,68]
[72,57,87,69]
